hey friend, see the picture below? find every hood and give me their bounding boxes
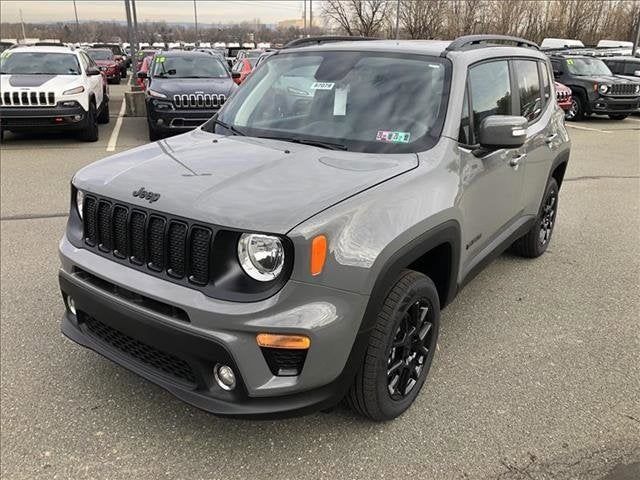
[149,77,236,96]
[575,74,635,85]
[95,59,117,67]
[0,74,81,90]
[73,129,418,234]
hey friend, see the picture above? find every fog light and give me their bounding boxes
[156,118,164,126]
[73,114,82,121]
[214,364,236,391]
[67,296,77,315]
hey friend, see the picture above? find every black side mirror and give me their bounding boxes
[553,70,562,77]
[137,71,147,79]
[86,66,101,76]
[479,115,528,149]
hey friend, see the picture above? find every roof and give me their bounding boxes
[6,45,76,54]
[601,56,640,62]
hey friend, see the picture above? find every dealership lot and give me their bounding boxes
[1,82,639,479]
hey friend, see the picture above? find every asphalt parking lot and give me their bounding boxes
[1,81,639,480]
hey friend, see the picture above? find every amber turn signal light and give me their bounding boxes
[256,333,311,350]
[310,235,327,276]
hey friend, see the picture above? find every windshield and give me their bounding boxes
[87,49,113,61]
[210,51,449,153]
[0,52,81,75]
[152,55,228,78]
[566,58,612,76]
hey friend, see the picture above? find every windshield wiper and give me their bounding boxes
[213,118,246,136]
[257,135,348,151]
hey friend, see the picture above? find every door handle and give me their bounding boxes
[545,133,558,144]
[509,154,526,167]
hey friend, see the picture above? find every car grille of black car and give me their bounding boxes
[81,313,197,386]
[609,84,637,96]
[83,194,213,287]
[0,91,56,106]
[173,93,226,109]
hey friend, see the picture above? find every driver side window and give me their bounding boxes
[467,60,513,142]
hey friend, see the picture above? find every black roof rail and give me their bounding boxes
[283,35,377,49]
[441,34,539,56]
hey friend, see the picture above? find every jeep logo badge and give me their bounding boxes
[132,187,161,203]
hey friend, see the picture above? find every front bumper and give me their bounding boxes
[147,101,219,131]
[58,235,370,417]
[0,104,86,129]
[589,96,640,114]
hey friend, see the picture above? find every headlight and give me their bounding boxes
[147,89,167,99]
[76,189,84,219]
[598,84,610,94]
[237,233,284,281]
[635,84,640,94]
[63,86,85,95]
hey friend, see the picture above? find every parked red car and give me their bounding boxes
[86,48,121,84]
[555,81,572,111]
[231,58,256,85]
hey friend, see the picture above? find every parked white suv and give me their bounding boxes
[0,45,109,141]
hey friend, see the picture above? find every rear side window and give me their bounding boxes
[514,60,542,122]
[468,60,512,141]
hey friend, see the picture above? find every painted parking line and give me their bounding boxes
[106,94,127,152]
[566,124,611,133]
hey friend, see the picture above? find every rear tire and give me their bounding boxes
[97,96,110,124]
[608,114,628,120]
[512,178,559,258]
[346,270,440,421]
[78,102,99,142]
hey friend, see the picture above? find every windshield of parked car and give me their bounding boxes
[86,49,113,61]
[152,55,228,78]
[566,57,612,76]
[209,51,449,153]
[0,52,81,75]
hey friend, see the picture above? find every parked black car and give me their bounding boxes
[600,56,640,83]
[549,53,640,120]
[138,50,237,140]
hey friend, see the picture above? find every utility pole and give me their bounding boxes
[395,0,400,39]
[132,0,139,43]
[19,9,26,41]
[633,16,640,57]
[309,0,312,34]
[124,0,136,84]
[73,0,80,43]
[303,0,306,36]
[193,0,199,43]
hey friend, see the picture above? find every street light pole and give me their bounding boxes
[395,0,400,39]
[303,0,306,36]
[73,0,80,43]
[194,0,199,43]
[309,0,312,34]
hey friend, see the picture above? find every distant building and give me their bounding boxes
[278,18,304,29]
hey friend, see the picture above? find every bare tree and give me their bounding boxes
[323,0,393,37]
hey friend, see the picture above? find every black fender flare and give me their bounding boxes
[548,148,571,189]
[566,85,590,113]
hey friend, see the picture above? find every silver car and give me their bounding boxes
[59,35,570,420]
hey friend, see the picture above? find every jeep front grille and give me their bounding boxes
[608,84,637,96]
[172,93,226,109]
[556,90,570,101]
[0,91,56,106]
[82,194,213,288]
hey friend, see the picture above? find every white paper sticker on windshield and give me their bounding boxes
[311,82,335,90]
[333,87,348,116]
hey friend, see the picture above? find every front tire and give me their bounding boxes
[97,96,110,124]
[347,270,440,421]
[565,92,586,121]
[148,120,163,141]
[608,114,628,120]
[512,178,559,258]
[78,102,98,142]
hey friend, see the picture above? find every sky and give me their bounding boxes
[0,0,306,24]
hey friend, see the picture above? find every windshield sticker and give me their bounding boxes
[311,82,334,90]
[155,56,166,63]
[566,59,574,65]
[333,87,348,116]
[0,51,11,58]
[376,131,411,143]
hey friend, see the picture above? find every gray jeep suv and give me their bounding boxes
[59,35,570,421]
